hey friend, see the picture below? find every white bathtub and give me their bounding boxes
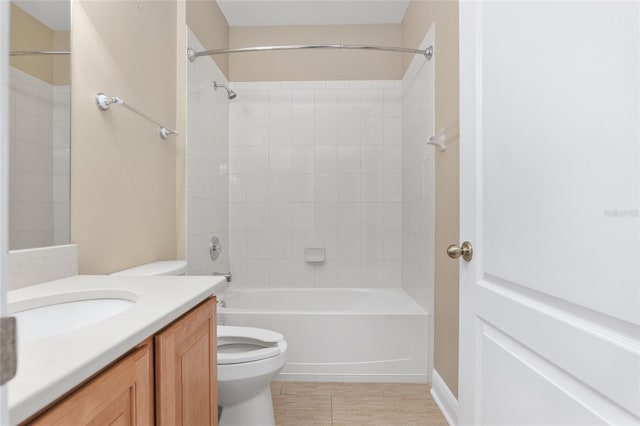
[218,288,429,383]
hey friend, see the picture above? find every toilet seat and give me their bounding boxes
[218,326,285,365]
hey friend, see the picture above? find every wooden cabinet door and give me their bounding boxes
[28,340,154,426]
[155,297,217,426]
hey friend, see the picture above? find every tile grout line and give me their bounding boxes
[330,395,333,425]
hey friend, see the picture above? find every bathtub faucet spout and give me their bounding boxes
[213,271,232,282]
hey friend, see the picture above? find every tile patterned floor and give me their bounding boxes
[271,382,449,426]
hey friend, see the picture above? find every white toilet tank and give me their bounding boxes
[111,261,187,276]
[112,260,225,322]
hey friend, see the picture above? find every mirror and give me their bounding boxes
[9,0,71,250]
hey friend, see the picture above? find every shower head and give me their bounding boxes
[213,81,237,100]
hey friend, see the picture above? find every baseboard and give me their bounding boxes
[430,369,458,426]
[277,372,430,383]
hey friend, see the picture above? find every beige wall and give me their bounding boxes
[229,24,404,81]
[186,0,229,77]
[53,30,70,86]
[10,3,70,85]
[71,0,178,274]
[403,0,460,397]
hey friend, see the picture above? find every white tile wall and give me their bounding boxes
[53,85,71,245]
[401,29,435,312]
[228,80,403,288]
[9,67,70,249]
[186,29,229,276]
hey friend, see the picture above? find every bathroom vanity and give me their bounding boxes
[8,275,227,425]
[27,338,155,425]
[155,297,217,425]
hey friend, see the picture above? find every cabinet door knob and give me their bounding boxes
[447,241,473,262]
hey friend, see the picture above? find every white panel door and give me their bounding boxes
[459,2,639,425]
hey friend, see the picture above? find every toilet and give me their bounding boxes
[217,325,287,425]
[113,261,288,426]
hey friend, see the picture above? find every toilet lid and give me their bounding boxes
[218,326,284,365]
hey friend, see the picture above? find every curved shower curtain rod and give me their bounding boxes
[10,50,70,56]
[187,44,433,62]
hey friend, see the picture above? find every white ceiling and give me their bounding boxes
[217,0,410,27]
[13,0,408,31]
[13,0,70,31]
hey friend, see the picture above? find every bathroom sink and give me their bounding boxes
[9,291,138,343]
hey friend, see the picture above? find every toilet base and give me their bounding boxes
[219,386,276,426]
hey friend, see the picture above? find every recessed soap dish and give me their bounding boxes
[304,248,325,263]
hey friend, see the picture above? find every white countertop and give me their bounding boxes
[7,274,229,425]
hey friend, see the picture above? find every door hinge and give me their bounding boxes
[0,317,17,385]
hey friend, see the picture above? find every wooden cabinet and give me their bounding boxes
[28,339,154,426]
[25,297,217,426]
[155,297,217,426]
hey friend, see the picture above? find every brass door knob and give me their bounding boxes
[447,241,473,262]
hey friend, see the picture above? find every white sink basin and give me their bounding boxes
[9,290,138,343]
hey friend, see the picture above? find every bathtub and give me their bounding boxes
[218,288,429,383]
